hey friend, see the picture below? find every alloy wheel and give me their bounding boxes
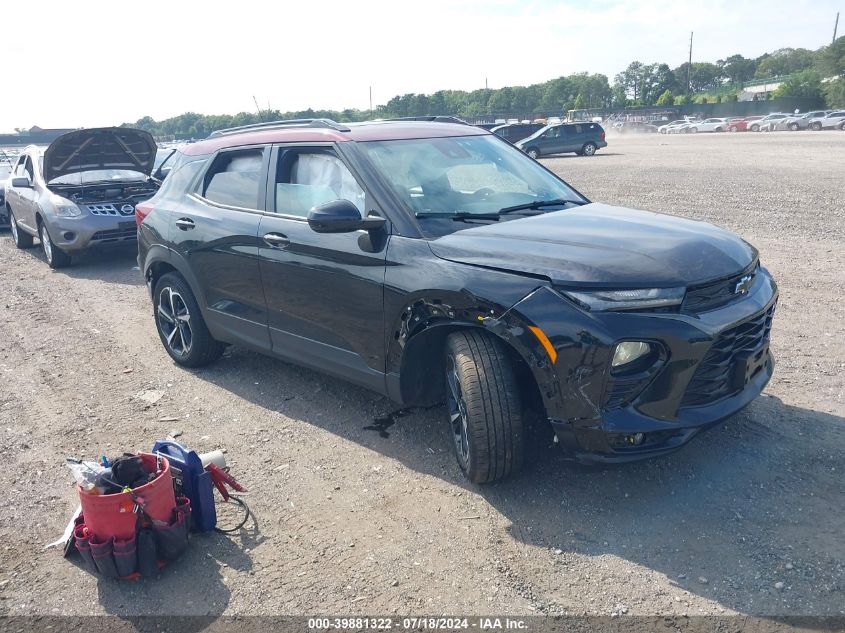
[445,354,470,466]
[157,286,193,357]
[10,214,19,242]
[40,224,53,264]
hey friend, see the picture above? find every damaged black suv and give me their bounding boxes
[138,119,778,483]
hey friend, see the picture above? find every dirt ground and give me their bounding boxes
[0,131,843,619]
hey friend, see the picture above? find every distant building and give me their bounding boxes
[0,126,81,146]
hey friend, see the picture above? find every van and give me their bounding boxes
[515,122,607,158]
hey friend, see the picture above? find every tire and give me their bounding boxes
[682,128,689,134]
[39,221,72,269]
[751,124,760,132]
[810,122,821,131]
[715,127,724,132]
[9,208,34,249]
[153,272,225,367]
[444,330,524,483]
[689,127,698,134]
[789,123,799,131]
[729,126,738,132]
[526,147,540,160]
[581,142,597,156]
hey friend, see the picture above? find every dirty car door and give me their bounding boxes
[173,145,271,351]
[257,144,388,392]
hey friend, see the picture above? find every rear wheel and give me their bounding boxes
[153,272,225,367]
[9,208,34,249]
[729,126,738,132]
[526,147,540,160]
[444,330,524,483]
[689,127,698,134]
[751,124,760,132]
[39,221,72,269]
[581,142,597,156]
[789,123,799,131]
[810,122,822,131]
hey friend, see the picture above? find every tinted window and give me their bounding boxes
[158,155,208,202]
[23,157,34,181]
[274,150,365,218]
[203,148,264,209]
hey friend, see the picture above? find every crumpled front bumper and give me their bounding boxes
[505,267,778,463]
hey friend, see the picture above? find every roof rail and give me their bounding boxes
[383,116,468,125]
[207,118,351,138]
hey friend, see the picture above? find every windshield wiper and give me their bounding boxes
[498,198,588,215]
[415,212,500,222]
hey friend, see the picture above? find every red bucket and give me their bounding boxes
[78,453,176,541]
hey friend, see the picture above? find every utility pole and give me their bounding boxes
[834,12,840,44]
[369,86,373,115]
[485,77,488,90]
[253,96,262,121]
[687,31,693,94]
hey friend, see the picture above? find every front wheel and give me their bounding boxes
[789,123,799,131]
[526,147,540,160]
[444,330,524,483]
[689,127,698,134]
[581,142,597,156]
[40,221,72,269]
[153,272,225,367]
[810,122,822,131]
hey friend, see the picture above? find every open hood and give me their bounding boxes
[43,127,157,183]
[428,203,757,288]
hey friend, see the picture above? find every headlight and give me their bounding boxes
[612,341,651,368]
[562,287,685,311]
[54,204,82,217]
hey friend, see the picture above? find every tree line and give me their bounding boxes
[126,38,845,139]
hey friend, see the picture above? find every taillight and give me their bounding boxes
[135,201,154,226]
[600,131,606,141]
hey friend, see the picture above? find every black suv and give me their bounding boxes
[138,119,777,483]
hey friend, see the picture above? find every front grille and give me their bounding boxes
[91,225,137,243]
[681,304,776,408]
[85,203,135,217]
[683,266,757,313]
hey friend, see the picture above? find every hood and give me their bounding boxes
[428,203,756,288]
[43,127,157,182]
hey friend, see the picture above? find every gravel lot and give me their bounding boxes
[0,131,843,620]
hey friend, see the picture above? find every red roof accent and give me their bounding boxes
[184,122,487,156]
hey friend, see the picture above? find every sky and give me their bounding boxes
[1,0,841,131]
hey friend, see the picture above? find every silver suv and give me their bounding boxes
[5,127,159,268]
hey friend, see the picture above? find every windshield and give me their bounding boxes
[358,135,584,235]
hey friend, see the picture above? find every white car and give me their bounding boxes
[670,120,703,134]
[684,118,728,133]
[748,113,791,132]
[808,110,845,130]
[658,120,687,134]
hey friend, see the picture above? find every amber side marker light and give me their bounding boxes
[528,326,558,365]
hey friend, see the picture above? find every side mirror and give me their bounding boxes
[11,177,31,188]
[307,199,386,234]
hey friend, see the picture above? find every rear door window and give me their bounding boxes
[202,147,266,210]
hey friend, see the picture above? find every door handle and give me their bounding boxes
[263,232,290,248]
[175,218,195,230]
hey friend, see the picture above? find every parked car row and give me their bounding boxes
[4,118,778,484]
[658,111,845,134]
